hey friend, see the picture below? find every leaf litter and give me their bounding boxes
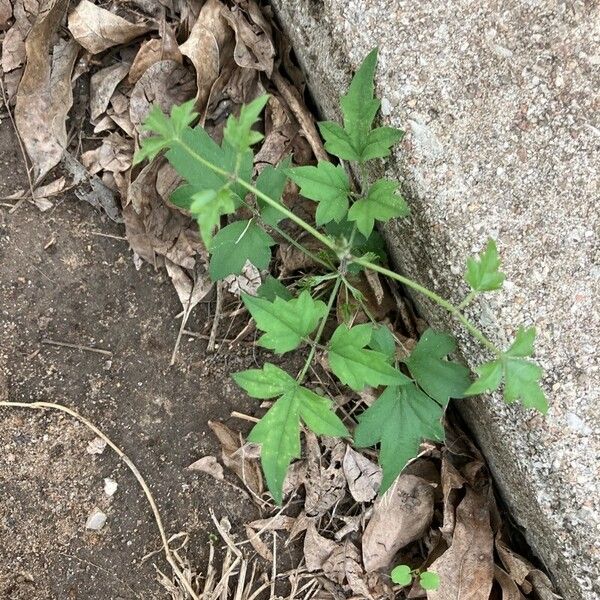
[1,1,561,598]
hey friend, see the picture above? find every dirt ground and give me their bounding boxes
[0,120,285,599]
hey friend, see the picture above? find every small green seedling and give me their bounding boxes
[391,565,440,591]
[135,48,548,504]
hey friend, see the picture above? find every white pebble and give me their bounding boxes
[104,478,118,497]
[85,508,107,530]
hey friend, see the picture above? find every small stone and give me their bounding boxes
[86,437,107,455]
[85,508,107,530]
[104,478,118,497]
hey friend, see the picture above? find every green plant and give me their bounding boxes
[134,48,547,504]
[391,564,440,590]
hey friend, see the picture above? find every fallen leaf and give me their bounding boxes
[323,539,373,598]
[0,0,12,28]
[1,24,26,72]
[334,515,361,541]
[208,420,263,496]
[304,520,337,572]
[304,433,347,517]
[428,488,494,599]
[68,0,152,54]
[494,566,525,600]
[81,132,133,176]
[129,25,182,84]
[15,4,78,183]
[342,445,382,503]
[223,260,262,296]
[187,455,224,480]
[362,474,435,572]
[129,59,196,134]
[180,0,233,111]
[90,63,130,120]
[222,0,274,75]
[439,452,466,541]
[254,95,296,168]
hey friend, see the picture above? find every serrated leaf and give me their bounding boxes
[232,363,296,398]
[369,324,396,363]
[348,179,409,237]
[209,220,275,280]
[391,565,413,586]
[188,188,237,246]
[242,290,327,354]
[255,158,291,227]
[355,384,444,493]
[257,275,293,301]
[465,360,503,396]
[297,387,348,438]
[288,161,351,225]
[361,126,404,161]
[223,94,269,153]
[248,388,301,504]
[318,121,360,161]
[465,239,505,292]
[246,379,348,504]
[327,324,409,391]
[505,326,536,357]
[419,571,440,591]
[404,329,470,405]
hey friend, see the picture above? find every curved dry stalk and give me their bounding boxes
[0,400,200,600]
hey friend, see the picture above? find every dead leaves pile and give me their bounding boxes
[1,0,314,311]
[192,415,560,600]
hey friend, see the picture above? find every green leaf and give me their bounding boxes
[209,220,275,280]
[505,326,536,357]
[255,158,291,227]
[327,324,409,391]
[288,162,351,225]
[465,360,503,396]
[134,100,198,164]
[297,387,348,438]
[232,363,296,398]
[188,188,237,246]
[223,94,269,153]
[465,239,505,292]
[391,565,413,586]
[318,49,403,163]
[361,126,404,160]
[404,329,470,405]
[248,388,301,504]
[242,290,327,354]
[369,324,396,363]
[257,276,293,302]
[419,571,440,591]
[348,179,409,237]
[355,384,445,493]
[244,377,348,504]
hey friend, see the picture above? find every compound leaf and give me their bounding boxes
[242,290,327,354]
[348,179,409,237]
[318,121,360,161]
[361,126,404,161]
[505,326,536,357]
[232,363,296,399]
[223,94,269,153]
[355,384,445,493]
[288,161,351,225]
[209,220,275,280]
[257,275,293,302]
[404,329,470,405]
[255,158,291,227]
[465,239,505,292]
[327,324,409,391]
[297,387,349,438]
[189,188,238,246]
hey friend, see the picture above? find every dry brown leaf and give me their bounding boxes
[187,455,224,480]
[2,24,26,72]
[166,259,211,313]
[342,446,381,503]
[494,566,525,600]
[68,0,152,54]
[323,540,373,599]
[129,26,182,84]
[179,0,232,111]
[90,63,130,120]
[304,521,337,572]
[129,59,195,134]
[286,510,310,545]
[282,459,307,499]
[208,420,263,496]
[428,487,494,600]
[81,132,133,176]
[223,260,261,296]
[304,433,347,517]
[334,515,361,541]
[254,95,296,168]
[0,0,12,28]
[439,452,466,541]
[222,0,274,75]
[362,475,435,572]
[15,1,78,183]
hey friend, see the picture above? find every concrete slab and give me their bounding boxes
[272,1,600,598]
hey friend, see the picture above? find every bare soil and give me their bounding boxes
[0,120,272,599]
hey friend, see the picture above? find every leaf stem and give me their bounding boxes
[297,276,342,383]
[457,290,477,310]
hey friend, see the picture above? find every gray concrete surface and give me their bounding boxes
[272,1,600,598]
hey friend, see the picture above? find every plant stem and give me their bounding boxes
[353,257,500,355]
[457,290,477,310]
[297,276,342,383]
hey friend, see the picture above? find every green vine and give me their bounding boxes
[134,49,547,504]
